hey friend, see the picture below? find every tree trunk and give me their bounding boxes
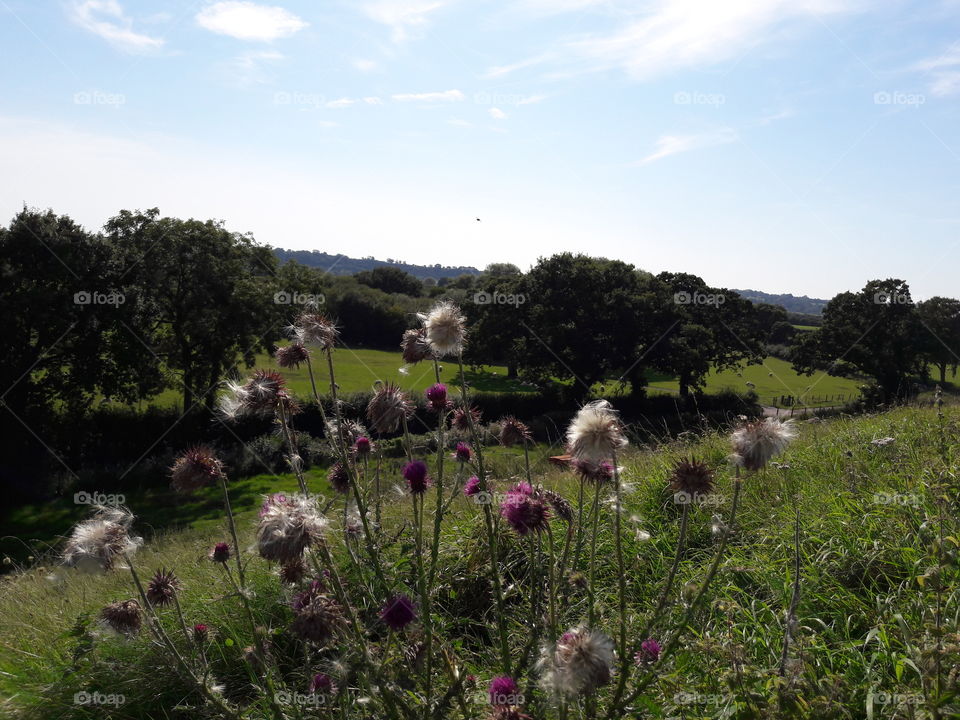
[938,363,947,385]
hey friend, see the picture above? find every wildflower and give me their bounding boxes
[451,405,481,434]
[572,459,614,484]
[500,484,550,535]
[220,370,298,419]
[464,475,483,497]
[538,627,615,697]
[291,593,343,645]
[279,558,308,585]
[193,623,210,643]
[290,312,338,349]
[210,542,231,564]
[327,461,351,494]
[418,301,466,357]
[380,593,417,630]
[310,672,338,695]
[256,494,328,564]
[401,327,433,365]
[170,445,224,493]
[259,493,287,517]
[566,400,628,462]
[489,675,520,706]
[100,599,142,636]
[542,488,573,524]
[354,436,372,456]
[326,418,367,447]
[668,457,715,499]
[635,638,661,664]
[146,568,181,607]
[426,383,450,413]
[291,579,326,612]
[366,383,414,434]
[730,418,796,471]
[403,460,431,495]
[499,416,531,447]
[454,442,472,463]
[61,506,142,573]
[275,342,310,369]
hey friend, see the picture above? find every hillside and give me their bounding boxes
[274,248,481,280]
[733,288,828,314]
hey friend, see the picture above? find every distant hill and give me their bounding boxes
[274,249,480,280]
[733,289,828,315]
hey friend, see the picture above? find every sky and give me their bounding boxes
[1,0,959,299]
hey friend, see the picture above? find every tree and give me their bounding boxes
[792,279,924,401]
[355,266,422,296]
[463,273,527,377]
[105,209,280,413]
[483,263,521,277]
[917,296,960,384]
[650,274,765,398]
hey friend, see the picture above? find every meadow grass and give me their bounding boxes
[1,404,957,718]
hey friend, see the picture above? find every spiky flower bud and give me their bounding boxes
[499,416,531,447]
[210,542,231,563]
[668,457,715,499]
[276,342,311,369]
[327,461,351,494]
[366,383,414,434]
[291,593,344,645]
[542,488,573,523]
[500,483,550,535]
[100,599,142,636]
[572,459,614,484]
[146,568,181,607]
[380,593,417,630]
[401,327,433,365]
[454,442,472,463]
[290,312,338,349]
[403,460,431,495]
[170,445,224,494]
[279,558,308,585]
[451,406,482,434]
[193,623,210,643]
[426,383,450,413]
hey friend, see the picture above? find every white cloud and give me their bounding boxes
[517,94,547,105]
[489,107,508,119]
[637,129,737,165]
[363,1,448,43]
[354,58,379,72]
[914,46,960,97]
[482,53,552,79]
[196,2,307,41]
[70,0,164,53]
[363,96,384,105]
[326,97,357,109]
[392,89,465,102]
[565,0,858,79]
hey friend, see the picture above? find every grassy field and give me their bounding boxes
[2,404,957,718]
[645,356,862,407]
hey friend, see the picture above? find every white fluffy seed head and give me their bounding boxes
[61,506,143,573]
[565,400,628,462]
[417,301,466,357]
[538,627,616,697]
[730,417,796,471]
[256,494,328,564]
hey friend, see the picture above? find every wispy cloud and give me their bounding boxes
[482,53,552,79]
[363,1,448,43]
[637,128,737,165]
[70,0,164,53]
[325,96,384,108]
[196,1,307,41]
[392,89,465,102]
[489,107,507,119]
[913,45,960,97]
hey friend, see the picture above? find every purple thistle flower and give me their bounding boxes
[193,623,209,643]
[454,442,472,463]
[636,638,661,664]
[380,593,417,630]
[210,542,231,563]
[425,383,450,413]
[500,485,550,535]
[327,461,351,494]
[403,460,431,495]
[354,436,372,456]
[310,672,337,695]
[488,675,520,706]
[259,493,287,517]
[291,579,326,612]
[463,475,482,497]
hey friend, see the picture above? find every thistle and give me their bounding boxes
[417,300,466,357]
[146,568,181,607]
[327,461,351,494]
[309,672,338,695]
[380,593,417,630]
[61,506,142,573]
[668,457,715,499]
[498,416,531,447]
[572,459,614,484]
[454,442,472,463]
[256,494,328,563]
[209,542,231,564]
[426,382,450,413]
[403,460,432,495]
[291,593,343,645]
[401,327,433,365]
[566,400,628,462]
[500,483,550,535]
[289,312,338,349]
[635,638,661,664]
[452,405,482,435]
[463,475,482,497]
[730,418,796,471]
[488,675,520,706]
[275,342,311,369]
[538,627,615,697]
[100,599,143,636]
[366,383,414,434]
[170,445,223,494]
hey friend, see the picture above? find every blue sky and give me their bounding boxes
[1,0,959,298]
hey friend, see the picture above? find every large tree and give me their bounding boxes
[105,209,280,413]
[917,296,960,384]
[792,279,924,400]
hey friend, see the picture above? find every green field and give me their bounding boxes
[645,356,861,407]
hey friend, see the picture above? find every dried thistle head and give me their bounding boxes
[256,494,328,563]
[366,383,413,434]
[566,400,627,462]
[100,599,142,636]
[276,342,311,369]
[327,461,351,494]
[668,457,715,498]
[401,327,433,365]
[499,416,531,447]
[538,627,615,697]
[146,568,181,607]
[417,301,466,357]
[571,459,614,485]
[291,593,344,645]
[730,418,796,471]
[291,312,338,349]
[61,506,142,573]
[279,558,308,585]
[451,406,481,434]
[542,488,573,523]
[170,445,223,493]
